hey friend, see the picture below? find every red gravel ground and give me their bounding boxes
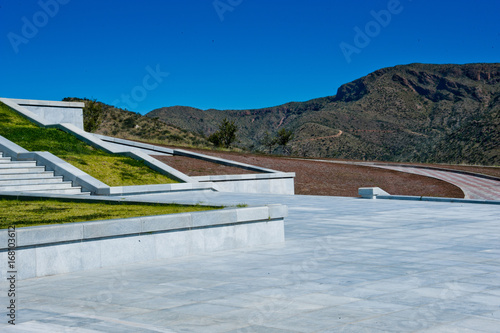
[154,155,258,176]
[154,150,465,198]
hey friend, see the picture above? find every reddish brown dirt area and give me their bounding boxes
[154,149,465,198]
[153,155,258,176]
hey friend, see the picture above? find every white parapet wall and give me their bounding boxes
[193,174,295,195]
[0,202,287,280]
[6,98,85,130]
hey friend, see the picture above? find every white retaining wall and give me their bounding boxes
[193,174,295,195]
[0,204,287,280]
[7,99,85,130]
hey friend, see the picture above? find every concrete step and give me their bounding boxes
[0,161,38,168]
[28,187,86,195]
[0,172,56,180]
[0,153,86,195]
[0,177,64,186]
[0,167,46,174]
[0,182,74,192]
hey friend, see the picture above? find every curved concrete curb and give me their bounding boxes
[359,187,500,205]
[366,164,500,200]
[376,194,500,205]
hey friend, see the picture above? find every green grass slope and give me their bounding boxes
[0,102,178,186]
[0,197,219,229]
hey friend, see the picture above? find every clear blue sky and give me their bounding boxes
[1,0,499,114]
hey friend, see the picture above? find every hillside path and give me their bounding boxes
[293,158,500,201]
[364,164,500,201]
[294,130,343,143]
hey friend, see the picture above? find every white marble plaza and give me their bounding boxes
[1,192,499,332]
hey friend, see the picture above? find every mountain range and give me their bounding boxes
[146,63,499,165]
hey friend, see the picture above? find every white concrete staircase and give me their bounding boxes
[0,152,89,195]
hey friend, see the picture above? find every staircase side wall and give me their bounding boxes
[8,99,84,130]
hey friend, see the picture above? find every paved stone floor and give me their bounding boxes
[1,193,500,332]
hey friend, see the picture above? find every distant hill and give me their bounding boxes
[147,63,500,165]
[62,98,210,148]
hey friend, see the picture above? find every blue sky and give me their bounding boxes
[1,0,499,114]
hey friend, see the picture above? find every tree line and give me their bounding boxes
[209,118,293,154]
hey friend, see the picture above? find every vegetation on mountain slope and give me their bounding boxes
[208,118,238,148]
[147,63,500,165]
[63,98,211,148]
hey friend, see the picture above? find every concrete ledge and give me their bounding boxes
[95,134,174,155]
[376,195,500,205]
[52,123,124,154]
[192,173,296,182]
[120,150,195,183]
[268,204,289,219]
[0,204,287,280]
[0,191,209,205]
[7,99,85,108]
[107,182,214,196]
[0,134,29,159]
[192,174,296,196]
[358,187,390,199]
[358,187,500,205]
[205,176,295,194]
